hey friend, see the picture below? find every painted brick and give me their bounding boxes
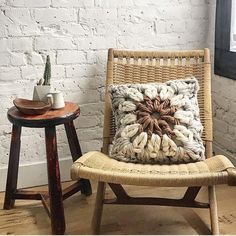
[133,0,183,7]
[52,0,94,8]
[50,65,65,78]
[213,118,228,134]
[77,36,116,50]
[0,124,11,136]
[65,89,100,104]
[79,8,117,21]
[117,21,157,37]
[21,65,44,80]
[0,67,21,81]
[10,52,26,66]
[0,9,12,25]
[191,6,209,20]
[220,83,236,102]
[166,20,186,33]
[57,50,86,64]
[229,102,236,114]
[0,0,5,6]
[190,0,208,5]
[4,8,32,24]
[26,52,44,65]
[154,20,167,34]
[61,23,91,36]
[228,125,236,139]
[214,108,225,120]
[33,9,77,24]
[0,82,25,96]
[21,24,41,36]
[7,24,22,37]
[0,25,7,37]
[0,39,10,52]
[86,50,107,64]
[213,96,230,112]
[35,36,76,50]
[7,0,51,7]
[186,19,208,34]
[118,8,159,22]
[66,64,98,78]
[0,52,10,66]
[80,140,103,153]
[77,127,103,141]
[75,115,100,129]
[78,77,101,90]
[79,102,104,116]
[214,131,236,153]
[222,113,236,126]
[160,6,191,20]
[11,38,32,51]
[95,0,134,8]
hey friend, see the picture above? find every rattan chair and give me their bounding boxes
[71,48,236,235]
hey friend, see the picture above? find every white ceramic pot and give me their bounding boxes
[33,85,52,102]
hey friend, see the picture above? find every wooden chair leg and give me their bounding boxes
[92,182,106,235]
[208,186,219,235]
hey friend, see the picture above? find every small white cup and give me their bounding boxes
[47,90,65,109]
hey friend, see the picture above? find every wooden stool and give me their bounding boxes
[3,102,92,235]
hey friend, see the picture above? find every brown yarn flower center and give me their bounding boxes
[151,111,161,120]
[136,96,179,137]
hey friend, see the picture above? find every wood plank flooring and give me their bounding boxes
[0,182,235,235]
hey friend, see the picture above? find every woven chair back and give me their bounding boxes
[102,48,212,158]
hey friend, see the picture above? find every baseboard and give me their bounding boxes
[213,143,236,166]
[0,157,73,192]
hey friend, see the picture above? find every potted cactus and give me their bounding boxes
[33,55,52,102]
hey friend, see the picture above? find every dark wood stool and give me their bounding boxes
[3,102,92,235]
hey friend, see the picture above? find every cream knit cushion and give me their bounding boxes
[108,77,205,164]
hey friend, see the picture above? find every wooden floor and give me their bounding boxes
[0,182,236,235]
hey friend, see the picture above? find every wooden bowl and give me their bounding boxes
[13,98,51,115]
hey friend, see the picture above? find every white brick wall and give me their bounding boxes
[0,0,210,171]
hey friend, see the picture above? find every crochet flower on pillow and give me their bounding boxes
[136,96,179,138]
[108,77,205,164]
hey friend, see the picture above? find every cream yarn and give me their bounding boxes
[108,77,205,164]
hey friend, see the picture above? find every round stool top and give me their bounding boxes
[8,102,80,127]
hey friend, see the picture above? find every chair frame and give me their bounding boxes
[92,48,219,234]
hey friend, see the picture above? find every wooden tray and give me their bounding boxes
[13,98,51,115]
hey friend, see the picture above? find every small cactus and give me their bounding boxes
[43,55,51,86]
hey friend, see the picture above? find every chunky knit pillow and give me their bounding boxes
[108,77,205,164]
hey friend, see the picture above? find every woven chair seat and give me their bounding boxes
[71,151,236,187]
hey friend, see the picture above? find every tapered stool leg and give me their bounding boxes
[45,126,65,235]
[64,121,92,196]
[4,125,22,210]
